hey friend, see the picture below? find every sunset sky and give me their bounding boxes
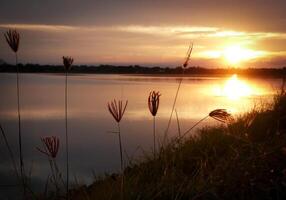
[0,0,286,67]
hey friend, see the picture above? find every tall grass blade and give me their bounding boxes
[4,29,26,197]
[63,56,74,200]
[0,124,19,181]
[164,42,193,141]
[107,99,128,199]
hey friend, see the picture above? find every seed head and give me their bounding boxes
[148,91,161,116]
[209,109,233,123]
[108,99,128,123]
[37,136,60,158]
[182,42,193,68]
[4,29,20,53]
[63,56,74,71]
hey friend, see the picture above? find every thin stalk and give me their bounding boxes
[48,158,58,192]
[153,116,156,158]
[53,158,62,195]
[15,53,26,197]
[0,124,19,181]
[175,109,181,137]
[117,123,123,172]
[180,115,209,139]
[169,115,209,147]
[117,123,124,199]
[65,71,69,199]
[56,158,66,188]
[164,69,184,141]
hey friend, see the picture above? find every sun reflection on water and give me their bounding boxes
[213,74,262,100]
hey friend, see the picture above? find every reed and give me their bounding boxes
[37,136,62,196]
[164,42,193,141]
[148,91,161,157]
[107,99,128,199]
[4,29,26,196]
[63,56,74,200]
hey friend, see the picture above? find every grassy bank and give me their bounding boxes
[70,93,286,200]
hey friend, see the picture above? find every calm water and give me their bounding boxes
[0,73,282,197]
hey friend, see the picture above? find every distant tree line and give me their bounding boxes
[1,63,286,78]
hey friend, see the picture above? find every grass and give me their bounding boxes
[36,136,62,195]
[148,91,161,157]
[70,93,286,200]
[107,99,128,199]
[63,56,74,200]
[163,42,193,141]
[4,29,27,197]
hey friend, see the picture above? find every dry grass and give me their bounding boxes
[164,42,193,141]
[70,93,286,200]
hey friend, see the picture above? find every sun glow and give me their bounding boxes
[213,74,253,100]
[198,45,267,66]
[223,45,262,65]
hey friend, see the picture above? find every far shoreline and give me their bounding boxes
[1,64,286,79]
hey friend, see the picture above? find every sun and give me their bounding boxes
[223,46,244,65]
[223,45,258,65]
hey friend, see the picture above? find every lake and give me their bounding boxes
[0,73,282,197]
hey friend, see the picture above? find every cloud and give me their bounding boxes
[1,0,286,33]
[0,24,76,32]
[2,23,286,40]
[1,23,286,67]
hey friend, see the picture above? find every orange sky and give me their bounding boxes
[0,0,286,67]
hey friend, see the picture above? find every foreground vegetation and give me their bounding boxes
[70,93,286,200]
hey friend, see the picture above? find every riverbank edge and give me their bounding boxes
[69,93,286,200]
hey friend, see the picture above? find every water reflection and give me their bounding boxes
[0,73,281,198]
[212,74,266,100]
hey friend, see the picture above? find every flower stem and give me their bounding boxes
[181,115,209,138]
[117,123,123,172]
[153,116,156,158]
[164,69,184,141]
[65,71,69,200]
[15,53,27,197]
[117,123,124,199]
